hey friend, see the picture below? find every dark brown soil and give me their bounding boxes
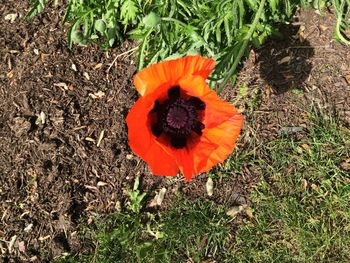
[0,1,349,262]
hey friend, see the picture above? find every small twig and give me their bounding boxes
[106,47,138,73]
[96,129,105,147]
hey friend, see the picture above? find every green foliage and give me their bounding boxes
[27,0,350,81]
[55,177,231,262]
[84,199,230,262]
[227,109,350,262]
[26,0,48,19]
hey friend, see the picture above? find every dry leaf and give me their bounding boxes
[345,71,350,85]
[53,82,68,90]
[226,205,245,218]
[246,208,254,220]
[319,25,328,32]
[89,90,105,99]
[83,72,90,80]
[71,63,77,71]
[4,13,18,23]
[18,241,25,253]
[94,63,103,70]
[149,188,167,207]
[8,235,17,253]
[206,177,214,196]
[340,158,350,170]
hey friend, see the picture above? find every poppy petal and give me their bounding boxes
[175,139,218,181]
[198,114,244,174]
[157,113,243,181]
[134,56,216,97]
[126,96,179,176]
[179,76,238,128]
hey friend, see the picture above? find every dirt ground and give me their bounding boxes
[0,1,349,262]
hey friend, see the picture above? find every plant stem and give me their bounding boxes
[217,0,267,94]
[138,29,153,70]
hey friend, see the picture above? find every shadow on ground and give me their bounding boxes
[257,24,315,94]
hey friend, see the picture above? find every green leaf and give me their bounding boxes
[143,12,161,28]
[268,0,278,13]
[107,28,116,47]
[26,0,48,19]
[244,0,258,10]
[120,0,138,26]
[95,19,106,33]
[71,30,85,44]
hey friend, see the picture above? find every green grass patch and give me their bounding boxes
[56,198,231,262]
[229,110,350,262]
[57,109,350,262]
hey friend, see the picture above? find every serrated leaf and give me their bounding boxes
[120,0,138,26]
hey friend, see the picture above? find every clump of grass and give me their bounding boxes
[64,200,231,262]
[159,200,230,261]
[55,181,231,262]
[228,109,350,262]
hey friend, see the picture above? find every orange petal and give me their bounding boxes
[198,114,244,174]
[171,139,218,181]
[179,76,238,128]
[134,56,215,97]
[159,113,243,181]
[126,96,178,176]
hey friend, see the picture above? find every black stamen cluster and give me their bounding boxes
[149,86,206,148]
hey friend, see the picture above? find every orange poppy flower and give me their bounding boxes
[126,56,243,181]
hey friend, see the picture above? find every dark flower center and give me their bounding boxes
[166,104,189,129]
[150,86,205,149]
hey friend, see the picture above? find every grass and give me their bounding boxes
[55,198,231,262]
[56,108,350,262]
[229,109,350,262]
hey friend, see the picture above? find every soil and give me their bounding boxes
[0,1,349,262]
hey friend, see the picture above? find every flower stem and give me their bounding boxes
[217,0,267,94]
